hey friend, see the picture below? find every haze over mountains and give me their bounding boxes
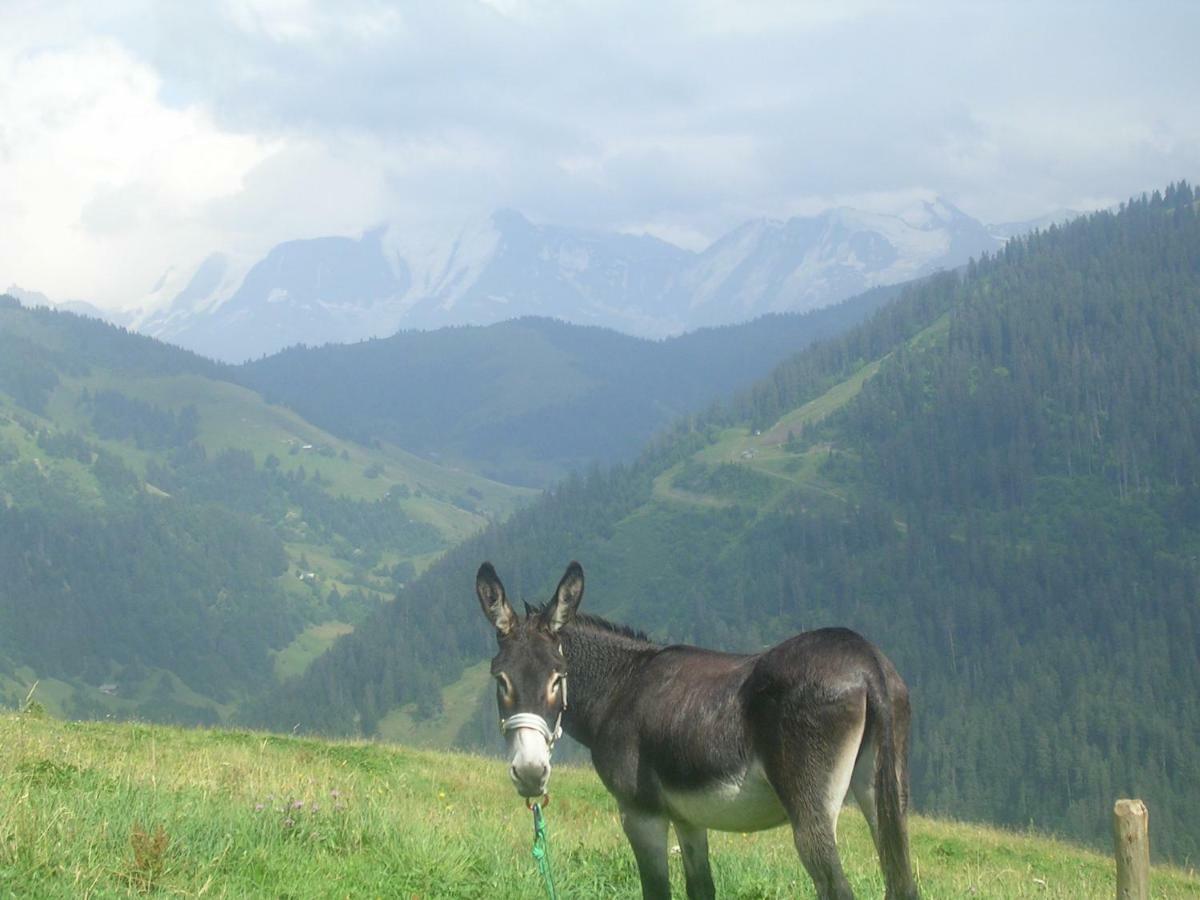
[9,198,1068,363]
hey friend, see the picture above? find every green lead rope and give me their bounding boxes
[530,802,559,900]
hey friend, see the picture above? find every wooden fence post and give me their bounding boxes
[1113,798,1149,900]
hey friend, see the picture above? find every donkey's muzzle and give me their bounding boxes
[510,758,550,798]
[502,713,557,798]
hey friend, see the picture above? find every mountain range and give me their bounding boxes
[11,198,1066,363]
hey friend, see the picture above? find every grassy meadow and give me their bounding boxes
[1,712,1197,898]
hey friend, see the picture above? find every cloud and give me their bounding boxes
[0,30,277,305]
[2,0,1198,308]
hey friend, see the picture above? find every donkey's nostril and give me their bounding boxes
[509,758,550,797]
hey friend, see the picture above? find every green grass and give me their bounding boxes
[1,713,1196,898]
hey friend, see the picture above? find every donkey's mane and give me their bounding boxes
[573,611,653,644]
[525,602,653,644]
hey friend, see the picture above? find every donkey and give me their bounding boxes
[476,561,919,900]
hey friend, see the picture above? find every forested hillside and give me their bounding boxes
[0,300,531,722]
[236,286,899,486]
[250,184,1200,860]
[0,279,899,722]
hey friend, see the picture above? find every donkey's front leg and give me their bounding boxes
[674,821,716,900]
[619,804,671,899]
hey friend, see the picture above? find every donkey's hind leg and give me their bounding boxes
[850,736,881,854]
[761,690,867,900]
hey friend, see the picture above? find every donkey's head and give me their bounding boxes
[475,561,584,799]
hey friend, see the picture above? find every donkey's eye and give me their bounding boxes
[495,673,512,696]
[551,675,565,694]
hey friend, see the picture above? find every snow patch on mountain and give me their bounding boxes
[115,198,1072,362]
[381,215,501,313]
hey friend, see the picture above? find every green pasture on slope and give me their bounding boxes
[55,372,533,525]
[1,713,1196,898]
[650,312,957,516]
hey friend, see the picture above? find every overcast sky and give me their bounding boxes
[2,0,1198,309]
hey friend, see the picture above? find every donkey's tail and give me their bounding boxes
[866,663,920,900]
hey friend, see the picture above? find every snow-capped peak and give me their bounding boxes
[107,198,1072,362]
[381,213,502,311]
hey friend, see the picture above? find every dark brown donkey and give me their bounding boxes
[476,561,919,900]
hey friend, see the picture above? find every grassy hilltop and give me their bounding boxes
[2,713,1197,899]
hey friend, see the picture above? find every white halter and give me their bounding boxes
[500,711,562,747]
[499,673,567,752]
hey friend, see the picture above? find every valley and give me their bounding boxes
[0,299,534,725]
[0,280,887,726]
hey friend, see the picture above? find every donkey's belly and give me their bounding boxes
[661,760,788,832]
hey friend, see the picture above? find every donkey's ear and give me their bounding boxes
[546,561,584,633]
[476,562,516,636]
